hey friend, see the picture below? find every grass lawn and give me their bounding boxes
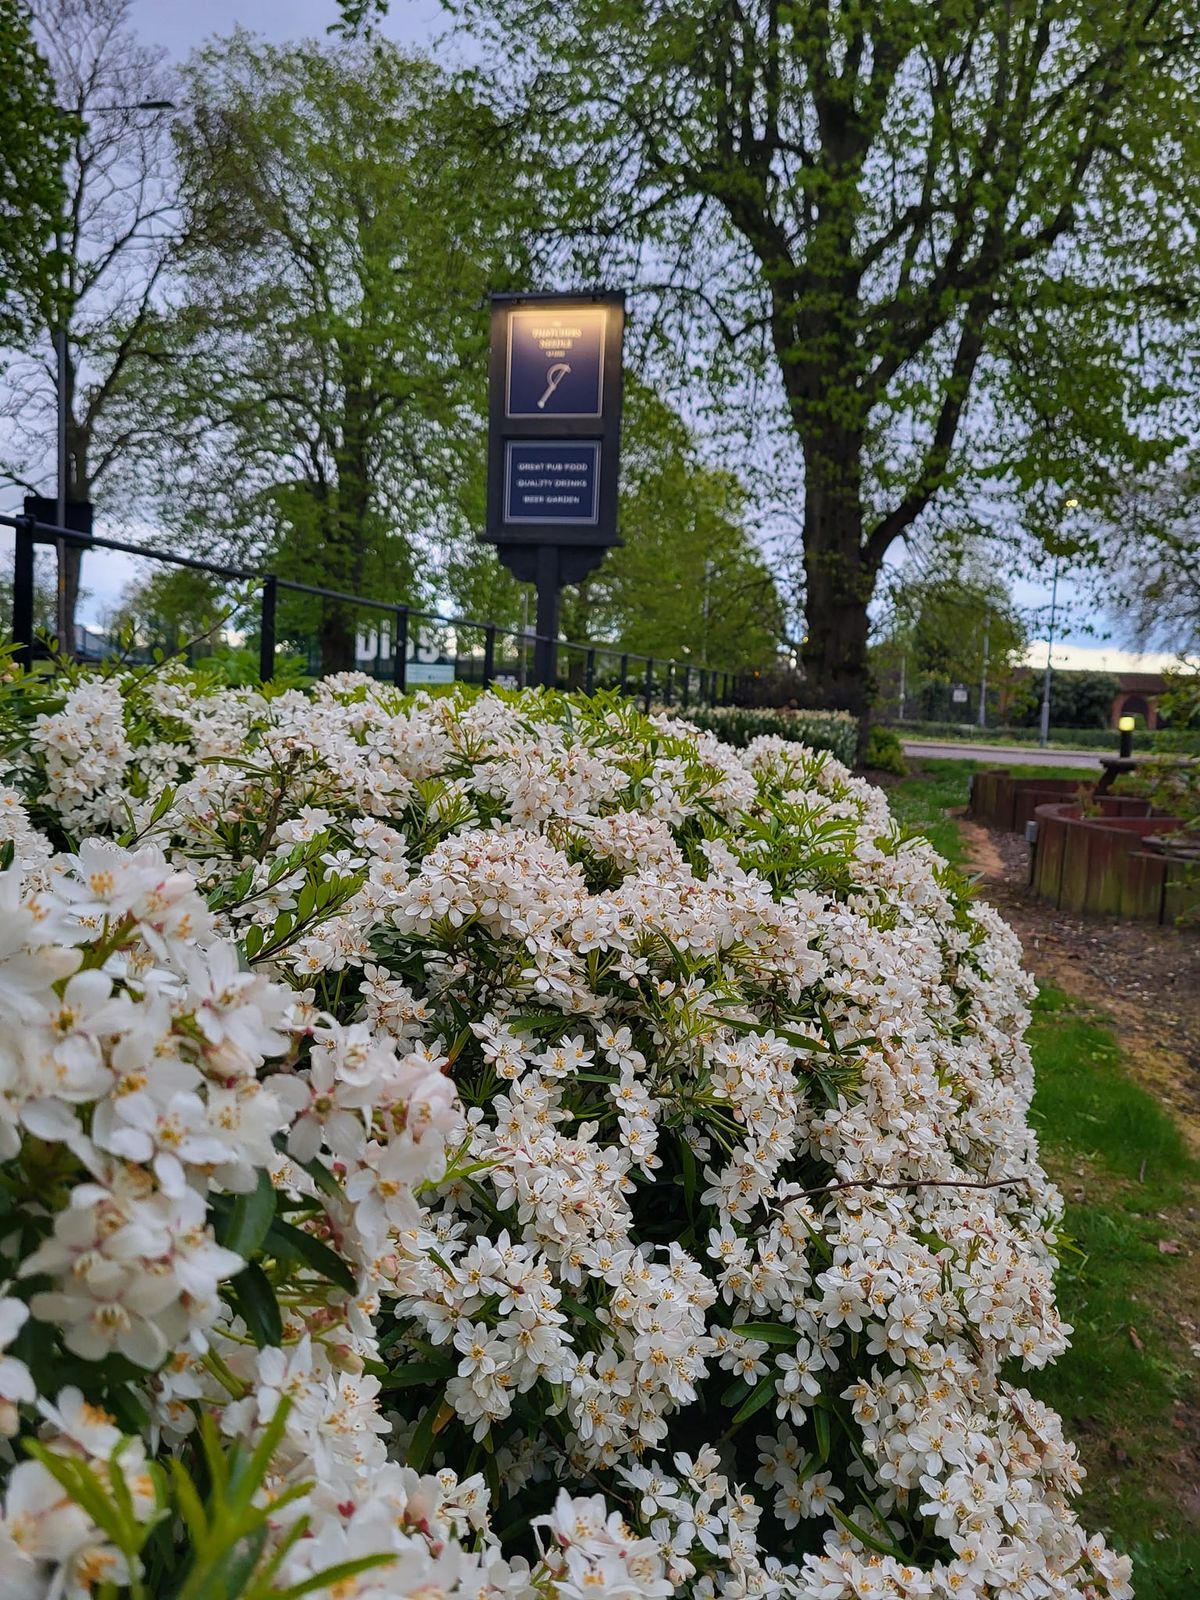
[889,759,1200,1597]
[884,756,1087,870]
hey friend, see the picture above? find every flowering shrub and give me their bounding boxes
[659,703,859,765]
[0,665,1130,1599]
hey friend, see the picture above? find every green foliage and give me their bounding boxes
[864,725,907,775]
[1111,668,1200,838]
[1023,986,1200,1592]
[129,34,536,670]
[26,1399,393,1598]
[1007,671,1122,731]
[450,0,1200,717]
[1158,665,1200,736]
[109,567,231,656]
[892,767,1200,1587]
[671,703,858,765]
[0,0,69,344]
[872,565,1029,724]
[561,383,786,668]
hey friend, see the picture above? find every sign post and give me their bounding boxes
[483,291,625,688]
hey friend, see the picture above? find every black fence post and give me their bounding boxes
[619,652,628,695]
[681,664,690,708]
[12,516,35,667]
[393,606,408,691]
[664,660,674,706]
[258,575,277,683]
[643,656,654,712]
[585,648,596,695]
[482,624,496,689]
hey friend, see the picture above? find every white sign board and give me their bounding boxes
[407,663,456,685]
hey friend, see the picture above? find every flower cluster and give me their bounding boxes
[0,669,1130,1600]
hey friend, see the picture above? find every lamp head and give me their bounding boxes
[1118,715,1136,733]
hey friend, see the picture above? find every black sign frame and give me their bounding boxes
[485,290,625,552]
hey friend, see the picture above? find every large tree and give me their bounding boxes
[129,34,534,672]
[448,0,1200,725]
[0,0,178,636]
[0,0,68,347]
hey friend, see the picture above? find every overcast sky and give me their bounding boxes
[129,0,447,59]
[6,0,1108,654]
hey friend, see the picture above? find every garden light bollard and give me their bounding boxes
[258,574,278,683]
[1118,714,1135,760]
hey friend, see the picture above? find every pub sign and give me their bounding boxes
[485,291,625,552]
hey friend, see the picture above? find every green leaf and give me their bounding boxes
[244,922,265,960]
[169,1457,210,1545]
[730,1321,801,1346]
[296,1153,347,1204]
[560,1294,608,1334]
[405,1389,448,1474]
[25,1446,125,1548]
[720,1376,750,1408]
[263,1217,357,1295]
[220,1169,278,1260]
[730,1378,778,1428]
[212,1524,269,1596]
[378,1359,456,1390]
[814,1402,831,1462]
[229,1263,283,1348]
[678,1133,698,1220]
[830,1502,909,1560]
[274,1553,397,1600]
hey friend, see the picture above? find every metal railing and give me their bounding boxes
[3,512,753,710]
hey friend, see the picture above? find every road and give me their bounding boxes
[902,740,1103,771]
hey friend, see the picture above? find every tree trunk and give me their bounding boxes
[319,605,357,674]
[798,431,876,738]
[319,361,374,676]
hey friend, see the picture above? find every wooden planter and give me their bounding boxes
[1029,802,1197,923]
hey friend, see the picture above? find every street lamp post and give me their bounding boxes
[977,606,990,730]
[1037,562,1059,749]
[52,98,175,651]
[1038,497,1077,749]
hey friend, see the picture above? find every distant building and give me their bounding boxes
[1018,644,1193,730]
[1109,671,1167,729]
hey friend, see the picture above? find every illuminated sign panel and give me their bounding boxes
[504,441,600,524]
[505,306,606,418]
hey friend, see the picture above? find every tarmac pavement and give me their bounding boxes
[901,740,1103,771]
